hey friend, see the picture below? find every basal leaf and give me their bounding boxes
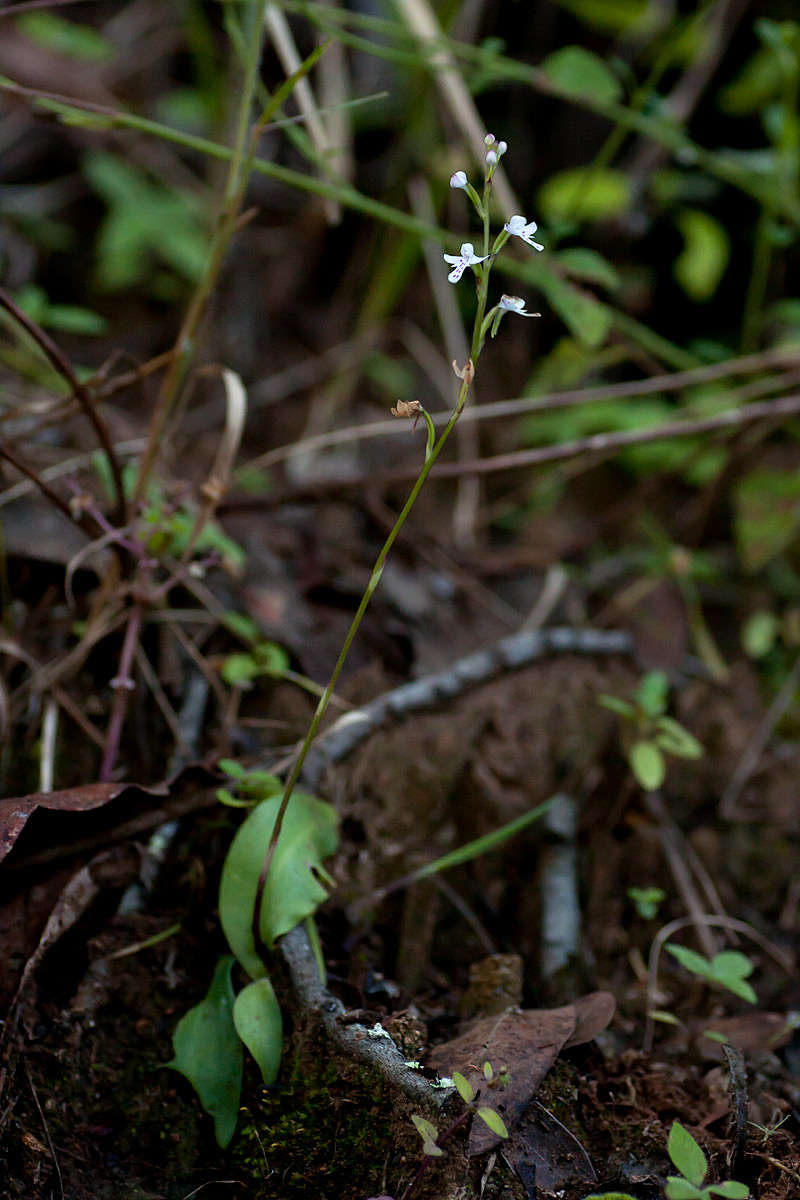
[167,956,242,1148]
[219,791,339,979]
[233,976,283,1084]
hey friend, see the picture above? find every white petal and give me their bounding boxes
[443,253,461,265]
[460,243,475,258]
[448,261,467,283]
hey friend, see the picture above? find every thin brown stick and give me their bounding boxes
[0,288,125,523]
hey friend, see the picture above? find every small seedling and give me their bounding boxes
[627,885,666,919]
[665,944,758,1004]
[407,1063,509,1168]
[215,759,283,808]
[665,1120,750,1199]
[599,670,703,791]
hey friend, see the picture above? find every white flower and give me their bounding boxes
[500,294,540,317]
[497,140,507,157]
[486,150,497,165]
[504,215,544,252]
[484,132,495,146]
[449,170,468,190]
[443,242,488,283]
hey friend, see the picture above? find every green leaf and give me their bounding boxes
[219,791,339,979]
[557,247,620,289]
[452,1071,475,1103]
[16,12,114,62]
[627,886,665,919]
[634,670,669,717]
[674,210,730,302]
[218,758,247,779]
[541,46,622,104]
[742,611,779,658]
[221,653,260,687]
[83,151,207,291]
[216,788,254,809]
[166,956,242,1148]
[550,0,649,35]
[411,1114,440,1145]
[583,1194,639,1200]
[654,717,704,760]
[222,612,261,644]
[666,943,714,980]
[232,977,283,1085]
[702,1030,730,1045]
[708,1182,750,1198]
[710,952,757,1003]
[668,1121,708,1188]
[476,1107,509,1139]
[665,1179,706,1200]
[629,741,665,791]
[649,1009,682,1026]
[254,641,290,676]
[537,273,612,347]
[538,167,631,225]
[598,694,635,717]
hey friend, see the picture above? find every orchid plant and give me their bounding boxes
[173,132,548,1149]
[253,130,548,930]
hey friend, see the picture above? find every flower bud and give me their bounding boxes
[449,170,468,190]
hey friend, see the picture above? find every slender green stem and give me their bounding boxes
[252,361,477,961]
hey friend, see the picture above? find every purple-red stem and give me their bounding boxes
[99,604,142,781]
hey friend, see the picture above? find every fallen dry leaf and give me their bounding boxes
[0,781,164,864]
[426,992,615,1154]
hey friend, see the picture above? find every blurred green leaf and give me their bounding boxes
[15,284,107,336]
[83,151,207,291]
[541,46,622,104]
[166,956,242,1148]
[538,167,631,225]
[221,653,260,686]
[630,740,665,790]
[742,610,779,658]
[536,273,612,347]
[557,247,620,289]
[654,717,704,760]
[222,612,261,644]
[674,210,729,301]
[550,0,649,35]
[16,12,114,62]
[634,670,669,717]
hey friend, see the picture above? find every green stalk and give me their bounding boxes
[251,341,479,963]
